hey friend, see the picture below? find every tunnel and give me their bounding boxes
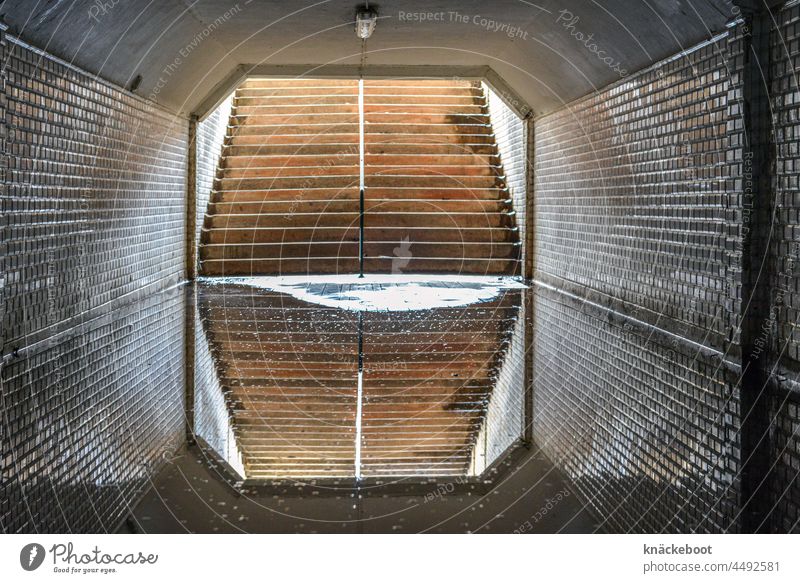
[1,0,799,540]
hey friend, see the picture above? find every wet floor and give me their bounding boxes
[122,441,597,533]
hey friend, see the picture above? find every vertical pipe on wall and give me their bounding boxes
[359,188,365,277]
[524,117,535,447]
[524,115,535,282]
[187,115,199,280]
[185,116,199,445]
[0,23,7,359]
[737,4,776,533]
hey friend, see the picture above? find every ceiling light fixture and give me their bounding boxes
[355,5,377,39]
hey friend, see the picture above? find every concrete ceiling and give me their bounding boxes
[1,0,734,116]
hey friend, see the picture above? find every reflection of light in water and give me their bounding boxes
[200,275,526,312]
[355,369,363,480]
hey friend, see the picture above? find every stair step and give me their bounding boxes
[365,123,492,134]
[217,175,502,189]
[367,144,498,155]
[229,122,492,136]
[367,154,501,165]
[363,79,479,87]
[221,153,499,167]
[240,79,357,88]
[233,111,488,125]
[365,86,483,96]
[365,112,489,122]
[208,199,507,214]
[234,98,486,117]
[212,187,507,202]
[207,211,514,229]
[366,175,503,188]
[364,187,508,200]
[223,154,360,167]
[230,123,359,135]
[217,176,359,190]
[212,187,360,202]
[232,113,360,125]
[201,257,519,276]
[221,166,360,178]
[235,96,358,107]
[200,241,518,260]
[208,198,508,215]
[223,143,498,156]
[221,165,501,178]
[365,134,495,144]
[235,88,482,102]
[202,226,516,244]
[228,133,359,145]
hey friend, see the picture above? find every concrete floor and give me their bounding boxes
[120,443,598,533]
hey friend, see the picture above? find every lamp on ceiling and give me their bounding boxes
[355,4,377,39]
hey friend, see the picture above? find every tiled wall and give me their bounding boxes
[1,33,189,346]
[766,3,800,532]
[192,291,245,480]
[533,33,742,351]
[532,28,746,532]
[485,84,528,276]
[773,5,800,363]
[194,96,233,275]
[532,10,800,533]
[0,28,189,533]
[472,293,526,473]
[767,383,800,532]
[0,288,185,533]
[532,288,740,532]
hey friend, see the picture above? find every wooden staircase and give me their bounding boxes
[200,78,520,276]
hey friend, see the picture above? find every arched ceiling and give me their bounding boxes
[2,0,734,116]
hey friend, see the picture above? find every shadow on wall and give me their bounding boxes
[1,288,186,533]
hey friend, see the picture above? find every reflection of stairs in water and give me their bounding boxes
[197,282,522,479]
[360,294,521,477]
[199,79,520,276]
[199,285,359,479]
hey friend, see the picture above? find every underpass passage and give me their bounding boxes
[4,1,800,538]
[194,277,525,481]
[199,79,520,276]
